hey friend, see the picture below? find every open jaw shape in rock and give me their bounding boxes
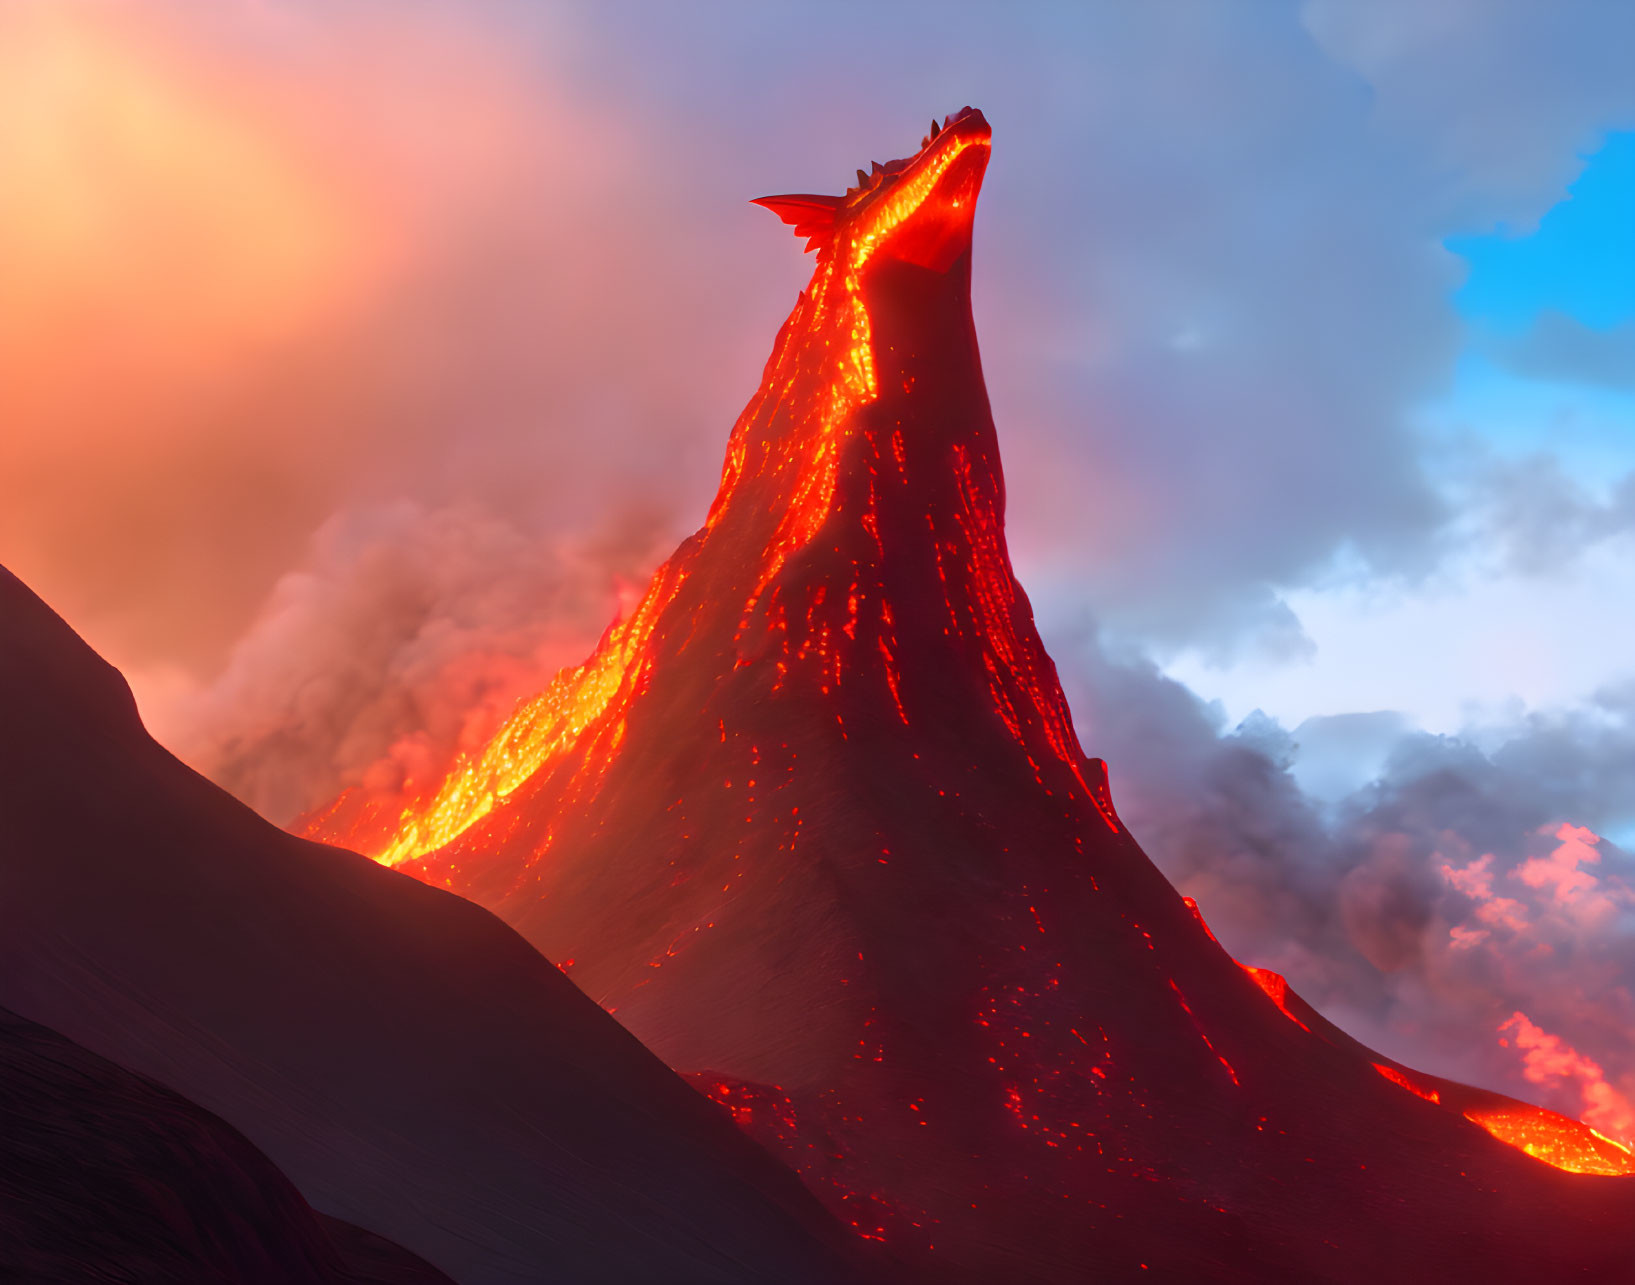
[305,108,1635,1283]
[0,564,878,1285]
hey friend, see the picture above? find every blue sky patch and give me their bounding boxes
[1448,131,1635,333]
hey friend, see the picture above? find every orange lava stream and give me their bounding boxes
[373,564,679,866]
[1240,965,1311,1033]
[1370,1062,1440,1104]
[1462,1104,1635,1177]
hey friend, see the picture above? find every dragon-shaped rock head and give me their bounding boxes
[753,106,991,276]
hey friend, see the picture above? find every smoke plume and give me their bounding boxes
[1057,637,1635,1138]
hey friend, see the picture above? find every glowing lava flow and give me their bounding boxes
[1240,964,1311,1033]
[369,560,683,867]
[1372,1062,1441,1104]
[1462,1104,1635,1177]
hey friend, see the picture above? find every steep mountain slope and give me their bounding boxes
[0,566,870,1285]
[308,110,1635,1282]
[0,1004,451,1285]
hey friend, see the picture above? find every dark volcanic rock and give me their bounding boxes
[0,1004,451,1285]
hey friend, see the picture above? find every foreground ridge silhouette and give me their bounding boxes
[0,565,871,1285]
[0,1005,453,1285]
[308,110,1635,1282]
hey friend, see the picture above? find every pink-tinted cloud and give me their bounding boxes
[1442,823,1627,942]
[1051,635,1635,1147]
[1441,853,1532,933]
[1515,822,1608,908]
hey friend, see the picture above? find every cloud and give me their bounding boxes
[1302,0,1635,229]
[1286,711,1414,802]
[0,1,786,676]
[1054,628,1635,1135]
[1491,312,1635,392]
[154,500,673,826]
[1499,1011,1635,1142]
[1513,823,1610,908]
[1457,450,1635,576]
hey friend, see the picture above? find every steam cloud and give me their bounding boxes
[156,501,673,827]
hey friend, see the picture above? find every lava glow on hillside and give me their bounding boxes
[305,110,1635,1282]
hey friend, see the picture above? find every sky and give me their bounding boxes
[3,0,1635,1138]
[1166,124,1635,741]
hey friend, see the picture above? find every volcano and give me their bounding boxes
[307,110,1635,1281]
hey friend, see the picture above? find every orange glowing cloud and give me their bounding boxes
[0,5,382,387]
[0,2,399,679]
[0,0,707,731]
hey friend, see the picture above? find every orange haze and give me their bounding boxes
[0,2,752,707]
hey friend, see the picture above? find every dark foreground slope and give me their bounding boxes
[0,1004,451,1285]
[0,567,869,1285]
[307,111,1635,1283]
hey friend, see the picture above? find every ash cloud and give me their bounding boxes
[1059,633,1635,1135]
[0,2,783,680]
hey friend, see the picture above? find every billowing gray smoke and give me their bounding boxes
[1056,631,1635,1141]
[161,501,673,828]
